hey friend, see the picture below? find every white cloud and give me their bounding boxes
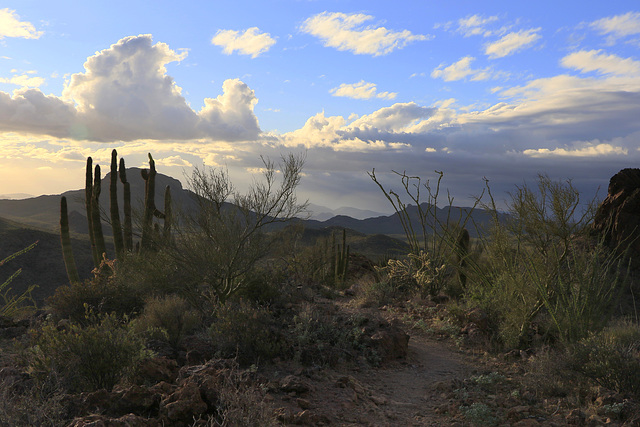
[329,80,397,100]
[431,57,491,81]
[457,14,499,37]
[0,73,45,88]
[155,155,193,167]
[561,50,640,77]
[211,27,276,58]
[0,9,43,39]
[485,28,541,59]
[300,12,429,56]
[590,11,640,41]
[523,143,628,158]
[0,35,261,142]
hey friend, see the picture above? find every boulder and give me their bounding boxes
[592,168,640,254]
[370,327,409,361]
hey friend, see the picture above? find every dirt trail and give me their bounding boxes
[272,328,472,426]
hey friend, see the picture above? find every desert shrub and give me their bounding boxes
[375,251,447,299]
[132,294,201,348]
[26,309,151,392]
[459,402,498,426]
[290,305,378,366]
[113,250,183,298]
[207,300,284,365]
[568,321,640,397]
[47,258,144,323]
[169,154,306,304]
[464,175,625,347]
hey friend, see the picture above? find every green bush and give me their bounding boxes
[132,294,201,348]
[569,321,640,397]
[464,175,626,347]
[26,309,151,392]
[47,258,144,323]
[208,300,284,365]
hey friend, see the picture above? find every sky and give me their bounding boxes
[1,1,639,214]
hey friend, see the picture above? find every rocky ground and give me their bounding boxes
[1,291,639,426]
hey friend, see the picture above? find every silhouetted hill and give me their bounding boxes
[0,216,99,304]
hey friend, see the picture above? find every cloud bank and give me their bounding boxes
[0,9,42,39]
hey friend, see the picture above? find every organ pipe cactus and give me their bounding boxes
[60,196,80,283]
[60,152,171,283]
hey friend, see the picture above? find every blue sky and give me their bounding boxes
[1,1,639,213]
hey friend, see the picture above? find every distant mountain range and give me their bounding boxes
[0,169,505,303]
[0,169,500,239]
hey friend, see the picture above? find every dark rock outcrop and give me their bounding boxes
[592,168,640,253]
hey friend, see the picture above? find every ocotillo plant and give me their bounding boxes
[331,228,350,286]
[110,150,125,258]
[60,196,80,284]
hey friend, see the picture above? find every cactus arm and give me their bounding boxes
[110,150,124,258]
[91,164,107,260]
[85,157,100,267]
[141,153,157,252]
[60,196,81,283]
[456,228,470,288]
[119,157,133,252]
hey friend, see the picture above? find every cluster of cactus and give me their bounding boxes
[60,150,171,283]
[331,228,350,286]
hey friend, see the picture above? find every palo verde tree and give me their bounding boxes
[169,153,307,303]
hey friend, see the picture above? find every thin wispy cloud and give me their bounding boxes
[562,50,640,77]
[431,56,491,81]
[0,8,43,39]
[523,143,628,158]
[457,14,499,37]
[211,27,276,58]
[300,12,429,56]
[484,28,541,58]
[590,11,640,41]
[330,80,397,100]
[0,73,45,88]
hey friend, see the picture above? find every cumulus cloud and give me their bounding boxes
[329,80,397,100]
[211,27,276,58]
[561,50,640,77]
[0,9,42,39]
[590,11,640,41]
[457,14,499,37]
[300,12,429,56]
[431,57,491,81]
[484,28,541,59]
[0,73,45,88]
[0,34,261,142]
